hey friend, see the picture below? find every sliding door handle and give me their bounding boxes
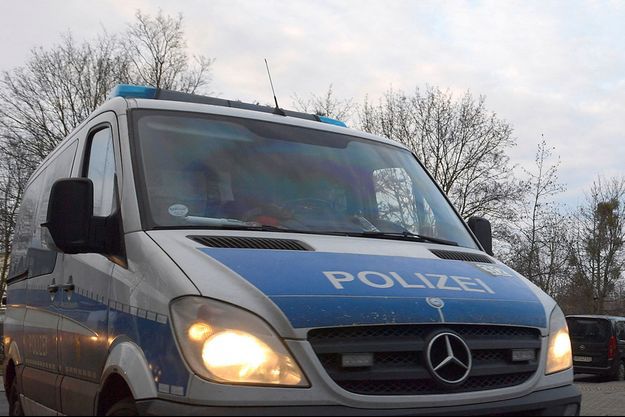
[59,283,75,292]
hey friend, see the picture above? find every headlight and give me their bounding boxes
[546,306,573,375]
[170,297,308,387]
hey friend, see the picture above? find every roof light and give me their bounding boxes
[107,85,348,128]
[318,116,348,128]
[108,84,158,100]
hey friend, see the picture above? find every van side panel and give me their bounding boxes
[6,139,79,411]
[8,139,78,280]
[58,255,113,381]
[106,231,197,399]
[59,377,99,415]
[20,367,62,411]
[57,115,119,395]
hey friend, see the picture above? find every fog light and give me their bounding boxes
[512,349,536,362]
[342,353,374,368]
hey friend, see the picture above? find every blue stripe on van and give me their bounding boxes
[109,308,189,392]
[9,288,189,393]
[199,249,547,329]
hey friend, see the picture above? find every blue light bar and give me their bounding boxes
[107,85,348,128]
[318,116,348,128]
[108,84,158,100]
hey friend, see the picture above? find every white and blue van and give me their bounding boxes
[3,85,581,415]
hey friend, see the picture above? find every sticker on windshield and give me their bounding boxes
[168,204,189,218]
[473,263,514,277]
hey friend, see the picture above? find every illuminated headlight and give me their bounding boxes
[171,297,308,387]
[546,306,573,375]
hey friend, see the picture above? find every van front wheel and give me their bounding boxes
[8,379,24,417]
[105,397,138,416]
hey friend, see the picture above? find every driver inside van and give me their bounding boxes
[148,165,222,223]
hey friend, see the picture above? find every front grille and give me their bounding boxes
[338,373,535,396]
[309,324,541,396]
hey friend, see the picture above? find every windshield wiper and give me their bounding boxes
[182,217,305,233]
[355,231,459,247]
[193,223,293,232]
[159,218,459,246]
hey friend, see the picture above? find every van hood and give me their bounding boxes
[148,231,548,330]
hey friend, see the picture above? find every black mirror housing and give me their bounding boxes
[45,178,95,254]
[468,216,493,256]
[45,178,122,255]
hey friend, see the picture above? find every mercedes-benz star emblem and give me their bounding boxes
[427,297,445,309]
[426,332,473,386]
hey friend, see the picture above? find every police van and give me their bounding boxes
[3,84,581,415]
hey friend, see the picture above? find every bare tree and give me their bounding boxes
[0,10,214,169]
[0,151,30,293]
[0,10,214,298]
[125,10,214,94]
[569,177,625,314]
[359,86,525,221]
[292,84,354,122]
[0,33,130,169]
[501,141,569,297]
[611,281,625,316]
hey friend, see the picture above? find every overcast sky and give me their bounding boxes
[1,0,624,208]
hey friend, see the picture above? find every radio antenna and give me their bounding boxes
[264,59,286,116]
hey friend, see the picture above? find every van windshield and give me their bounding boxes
[567,318,611,341]
[132,110,478,249]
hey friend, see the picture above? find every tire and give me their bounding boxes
[8,378,24,417]
[105,397,139,416]
[616,361,625,382]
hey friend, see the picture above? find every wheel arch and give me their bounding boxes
[96,341,158,414]
[97,373,134,416]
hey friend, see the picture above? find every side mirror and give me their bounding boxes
[468,217,493,256]
[44,178,121,255]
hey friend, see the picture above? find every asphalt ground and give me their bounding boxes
[575,374,625,416]
[0,375,621,416]
[0,379,6,416]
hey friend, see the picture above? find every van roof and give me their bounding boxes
[113,85,408,150]
[109,84,348,127]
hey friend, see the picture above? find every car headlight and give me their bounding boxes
[170,297,308,387]
[546,306,573,375]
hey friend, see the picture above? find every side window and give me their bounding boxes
[9,175,44,278]
[85,127,117,217]
[9,140,78,279]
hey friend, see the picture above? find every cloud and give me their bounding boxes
[1,0,624,205]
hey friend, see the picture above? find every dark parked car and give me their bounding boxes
[566,315,625,381]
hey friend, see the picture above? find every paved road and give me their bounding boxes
[576,374,625,416]
[0,378,6,416]
[0,376,620,415]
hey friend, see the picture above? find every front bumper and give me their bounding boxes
[137,384,581,416]
[573,363,614,376]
